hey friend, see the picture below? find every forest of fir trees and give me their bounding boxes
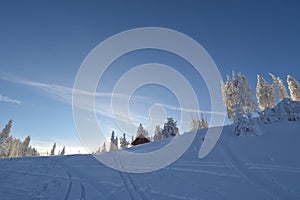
[221,71,300,135]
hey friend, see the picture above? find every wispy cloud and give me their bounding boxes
[0,73,153,124]
[156,103,226,116]
[0,94,21,104]
[0,73,226,130]
[0,73,148,103]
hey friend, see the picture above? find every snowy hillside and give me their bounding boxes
[0,120,300,200]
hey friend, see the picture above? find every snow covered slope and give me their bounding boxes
[0,121,299,200]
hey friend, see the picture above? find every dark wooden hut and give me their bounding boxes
[131,134,150,146]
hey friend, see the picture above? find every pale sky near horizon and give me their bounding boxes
[0,0,299,154]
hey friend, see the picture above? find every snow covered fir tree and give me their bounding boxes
[109,131,118,151]
[153,125,162,141]
[120,133,129,149]
[221,71,257,121]
[287,75,300,101]
[256,74,275,111]
[269,73,289,102]
[162,117,179,138]
[136,123,149,138]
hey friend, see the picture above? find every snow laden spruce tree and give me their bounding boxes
[120,133,129,149]
[221,71,257,120]
[114,136,119,149]
[287,75,300,101]
[109,131,118,151]
[162,117,179,138]
[101,142,107,153]
[269,73,289,102]
[136,123,149,138]
[221,71,258,135]
[256,74,275,111]
[153,125,162,141]
[21,136,31,157]
[7,137,21,157]
[0,119,12,157]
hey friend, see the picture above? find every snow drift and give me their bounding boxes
[0,119,299,199]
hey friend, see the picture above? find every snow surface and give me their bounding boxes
[0,121,299,200]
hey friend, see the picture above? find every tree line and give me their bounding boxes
[96,115,209,153]
[0,119,67,158]
[0,120,39,158]
[222,71,300,120]
[221,71,300,135]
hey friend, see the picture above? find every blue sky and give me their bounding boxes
[0,0,299,154]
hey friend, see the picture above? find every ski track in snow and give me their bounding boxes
[245,163,300,174]
[64,172,73,200]
[174,161,234,168]
[33,156,63,199]
[167,167,241,178]
[57,157,108,200]
[0,169,82,181]
[0,184,28,196]
[112,155,145,200]
[80,183,86,200]
[220,140,298,200]
[2,156,94,200]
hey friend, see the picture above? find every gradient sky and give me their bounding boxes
[0,0,299,154]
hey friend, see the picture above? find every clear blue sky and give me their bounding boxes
[0,0,299,154]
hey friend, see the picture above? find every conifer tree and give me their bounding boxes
[136,123,149,138]
[200,114,209,128]
[120,133,129,149]
[256,74,275,111]
[190,115,202,131]
[21,136,31,157]
[101,142,107,153]
[221,71,256,120]
[287,75,300,101]
[153,125,163,141]
[114,136,119,150]
[0,120,13,158]
[60,146,65,155]
[50,143,56,155]
[269,73,289,102]
[162,117,179,138]
[109,131,117,151]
